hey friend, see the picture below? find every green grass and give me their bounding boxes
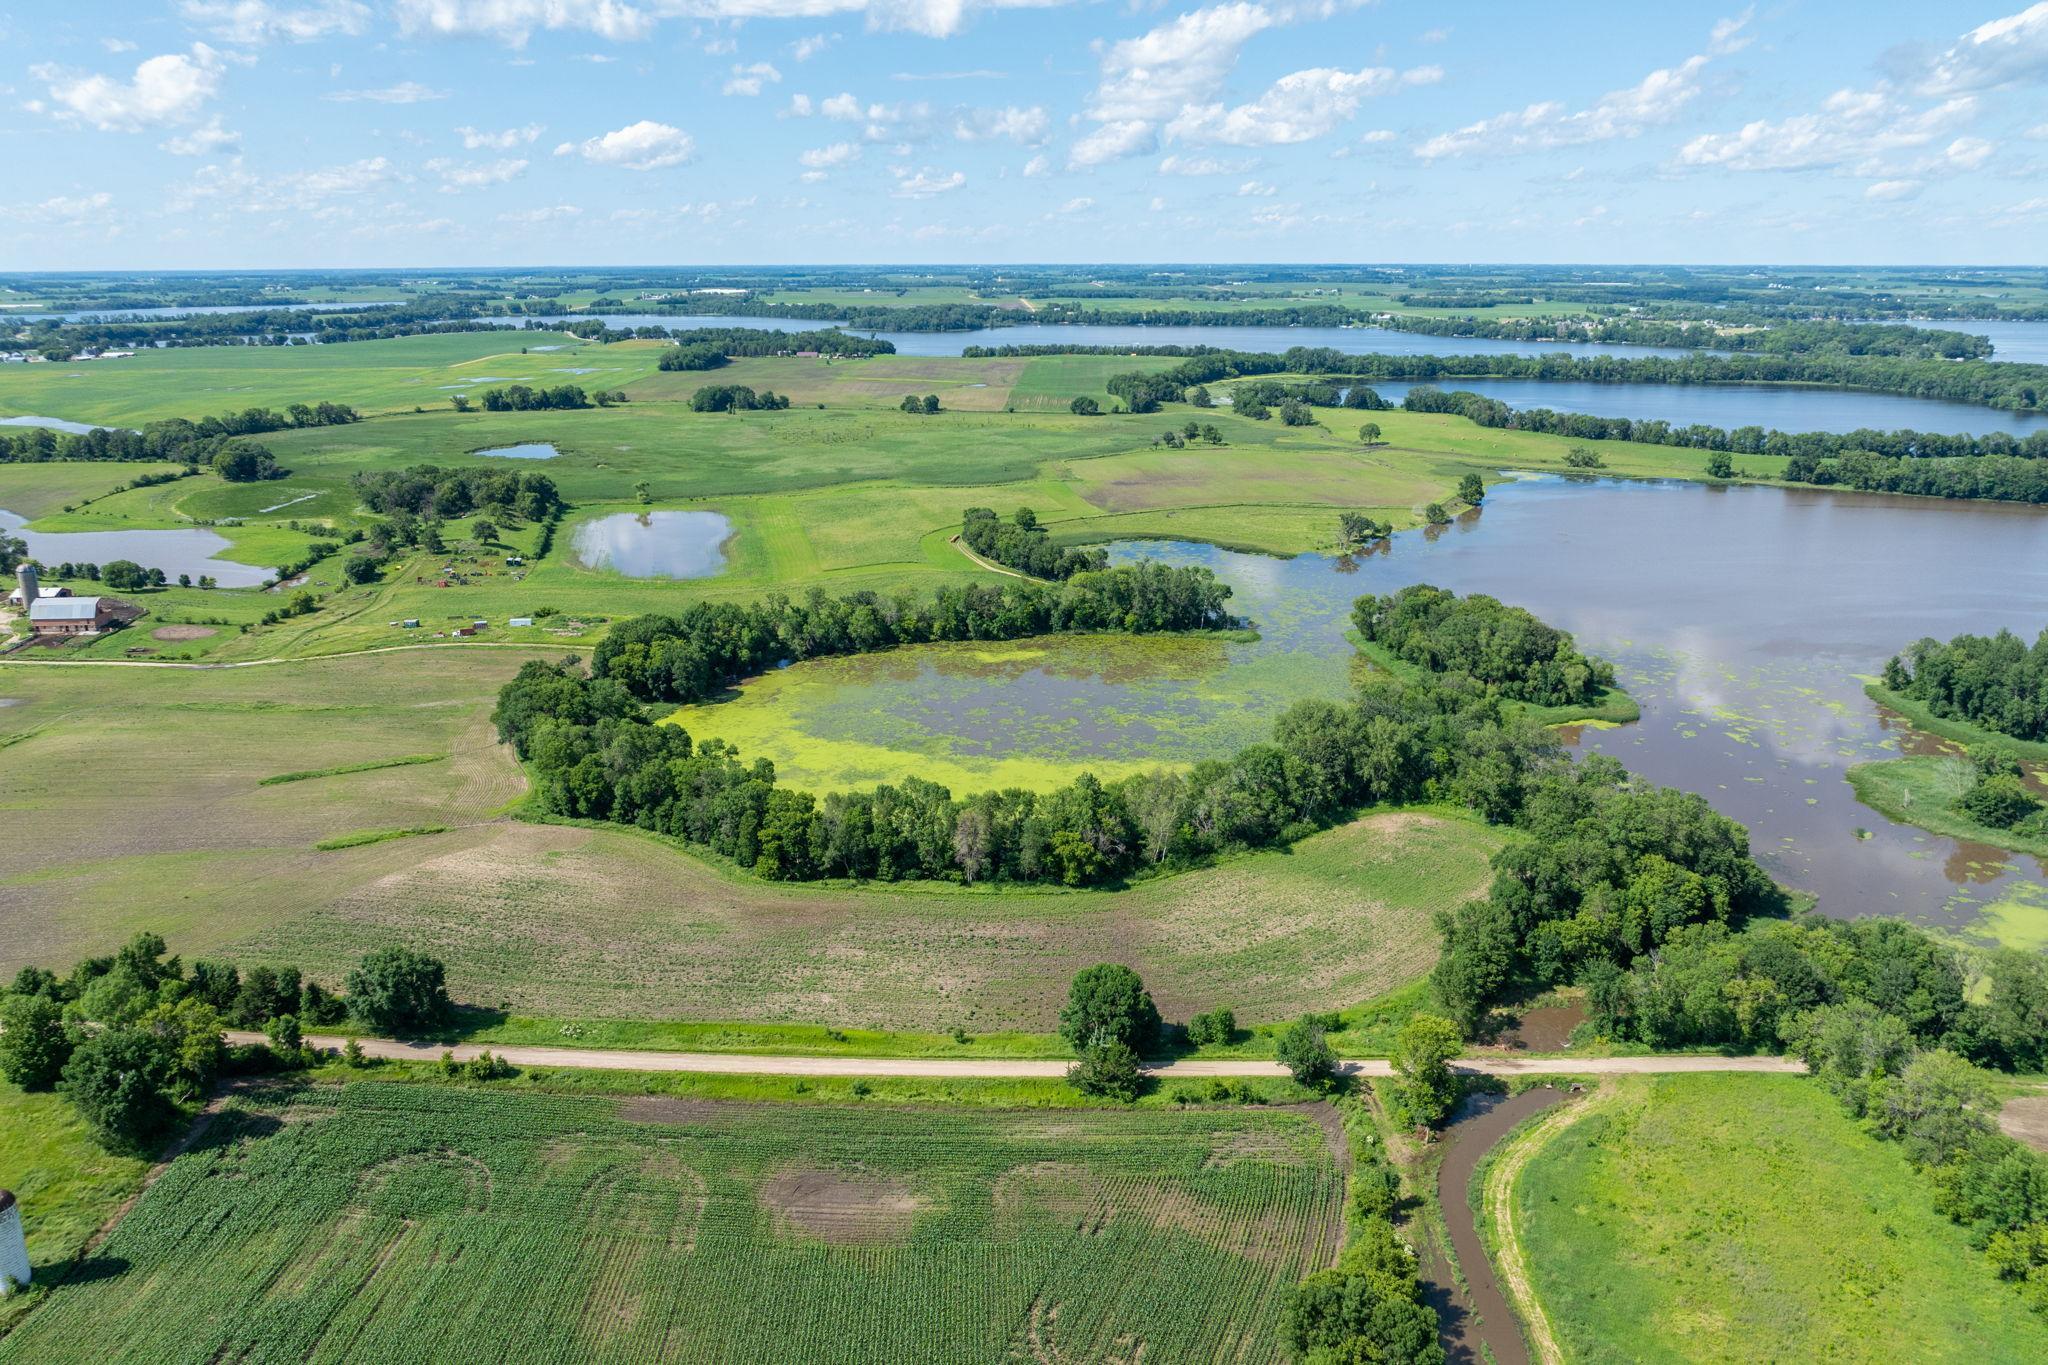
[313,824,449,851]
[0,1081,150,1333]
[261,754,447,785]
[0,1080,1345,1363]
[1515,1074,2048,1363]
[1846,755,2048,861]
[1864,683,2048,762]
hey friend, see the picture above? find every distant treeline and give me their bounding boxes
[961,506,1108,580]
[478,384,594,411]
[688,384,791,411]
[0,403,358,465]
[1353,584,1616,707]
[583,566,1234,707]
[1886,628,2048,743]
[1374,315,1993,360]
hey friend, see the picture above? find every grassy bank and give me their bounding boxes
[1515,1074,2048,1363]
[1865,683,2048,763]
[1846,755,2048,860]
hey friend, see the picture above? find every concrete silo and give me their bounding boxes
[0,1188,26,1293]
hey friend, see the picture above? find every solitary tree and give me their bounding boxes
[1457,473,1485,505]
[471,517,499,545]
[1276,1016,1338,1087]
[1067,1037,1143,1101]
[0,993,71,1090]
[1058,964,1161,1053]
[1705,450,1735,479]
[1423,502,1451,526]
[345,948,451,1035]
[1358,422,1381,445]
[1392,1013,1463,1128]
[922,394,941,415]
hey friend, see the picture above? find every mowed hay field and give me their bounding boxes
[0,654,1502,1029]
[0,1083,1346,1365]
[1514,1075,2048,1364]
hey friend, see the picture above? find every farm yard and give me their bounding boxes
[0,1082,1347,1365]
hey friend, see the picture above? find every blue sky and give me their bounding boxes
[3,1,2046,268]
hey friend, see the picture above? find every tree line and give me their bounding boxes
[1352,584,1616,707]
[581,564,1235,707]
[688,384,791,412]
[0,403,359,466]
[1375,315,1993,360]
[1886,627,2048,743]
[960,506,1108,579]
[351,465,565,523]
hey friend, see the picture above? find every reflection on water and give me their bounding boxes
[571,509,732,578]
[0,507,269,587]
[475,443,559,460]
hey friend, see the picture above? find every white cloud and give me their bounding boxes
[171,156,394,214]
[1149,194,1166,210]
[1708,7,1755,56]
[890,166,966,197]
[1171,64,1439,146]
[0,192,115,223]
[786,93,815,116]
[458,123,544,148]
[1865,178,1922,200]
[499,204,583,224]
[1054,195,1093,214]
[1021,153,1050,176]
[2027,121,2048,139]
[1419,50,1713,159]
[31,44,226,132]
[102,38,139,53]
[799,141,861,170]
[555,119,695,169]
[1678,90,1977,171]
[1088,2,1275,125]
[820,91,864,119]
[1356,128,1396,144]
[425,156,528,189]
[179,1,370,43]
[792,32,833,60]
[392,0,1078,47]
[1914,3,2048,96]
[1157,153,1256,175]
[325,81,448,103]
[723,62,782,96]
[1069,118,1156,167]
[1237,179,1276,196]
[953,105,1048,144]
[161,117,241,155]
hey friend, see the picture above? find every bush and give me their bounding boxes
[1392,1013,1464,1129]
[1956,773,2042,829]
[1187,1007,1238,1047]
[1069,396,1101,416]
[1059,965,1161,1053]
[0,993,72,1089]
[1423,502,1451,526]
[264,1013,303,1052]
[345,948,451,1036]
[1278,1222,1445,1364]
[1275,1016,1338,1087]
[1564,445,1606,469]
[61,1028,180,1153]
[1068,1038,1143,1101]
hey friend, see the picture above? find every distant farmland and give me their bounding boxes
[0,1083,1347,1364]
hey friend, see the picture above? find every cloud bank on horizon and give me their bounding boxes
[7,0,2048,266]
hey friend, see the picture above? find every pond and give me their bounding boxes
[1366,378,2048,439]
[685,478,2048,937]
[0,508,270,587]
[474,443,559,460]
[0,415,126,435]
[571,510,732,579]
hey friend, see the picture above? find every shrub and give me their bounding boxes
[1187,1007,1238,1047]
[345,948,451,1036]
[1069,396,1101,416]
[1275,1017,1338,1087]
[1059,965,1161,1053]
[0,993,72,1090]
[1068,1038,1143,1101]
[61,1028,180,1153]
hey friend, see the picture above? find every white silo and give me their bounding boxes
[12,564,35,612]
[0,1189,26,1293]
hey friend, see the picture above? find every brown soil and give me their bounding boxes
[759,1166,929,1244]
[2000,1095,2048,1152]
[151,625,218,641]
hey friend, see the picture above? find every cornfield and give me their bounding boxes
[0,1083,1344,1364]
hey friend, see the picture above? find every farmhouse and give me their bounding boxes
[28,596,115,635]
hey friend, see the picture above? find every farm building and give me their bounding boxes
[28,596,116,635]
[6,583,68,608]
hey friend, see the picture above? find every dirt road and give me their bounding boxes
[238,1032,1806,1079]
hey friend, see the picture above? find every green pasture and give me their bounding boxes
[1515,1074,2048,1363]
[1846,755,2048,861]
[0,1082,1344,1364]
[0,1082,150,1333]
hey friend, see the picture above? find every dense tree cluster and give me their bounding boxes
[1279,1221,1445,1365]
[0,403,358,466]
[1352,584,1616,707]
[478,383,590,411]
[582,566,1234,707]
[351,464,564,522]
[1887,628,2048,742]
[211,442,284,482]
[688,384,790,411]
[656,342,730,371]
[961,506,1109,579]
[1791,452,2048,503]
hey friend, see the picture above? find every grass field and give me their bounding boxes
[1514,1074,2048,1363]
[0,1081,1346,1363]
[0,653,1503,1030]
[1846,755,2048,860]
[0,1082,150,1332]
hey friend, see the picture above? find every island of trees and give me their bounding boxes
[960,506,1109,579]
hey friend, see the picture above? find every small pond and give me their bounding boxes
[474,443,559,460]
[572,510,732,579]
[0,508,270,587]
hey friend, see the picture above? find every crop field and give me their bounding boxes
[0,653,1501,1028]
[0,1083,1347,1364]
[1513,1075,2048,1363]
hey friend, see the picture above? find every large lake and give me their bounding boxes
[0,508,269,587]
[1903,318,2048,365]
[698,480,2048,936]
[1367,377,2048,439]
